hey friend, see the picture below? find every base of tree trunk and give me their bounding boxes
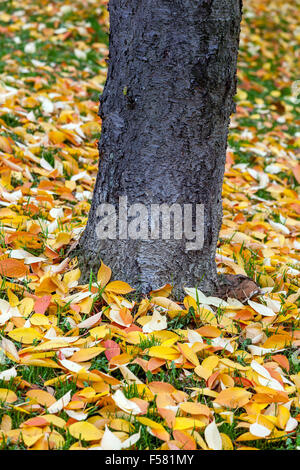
[75,238,220,298]
[74,241,259,302]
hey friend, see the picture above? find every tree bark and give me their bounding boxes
[77,0,243,296]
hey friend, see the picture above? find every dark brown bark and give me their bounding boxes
[77,0,243,295]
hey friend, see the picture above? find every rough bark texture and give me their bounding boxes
[78,0,243,295]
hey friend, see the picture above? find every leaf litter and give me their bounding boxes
[0,0,299,451]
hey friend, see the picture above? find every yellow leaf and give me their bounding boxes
[32,340,70,352]
[220,433,234,450]
[63,268,80,287]
[110,419,134,433]
[137,417,169,441]
[89,325,109,340]
[0,389,18,403]
[97,261,111,287]
[177,343,199,366]
[42,415,66,429]
[173,417,206,430]
[52,232,71,250]
[0,136,13,153]
[49,130,67,144]
[0,414,12,431]
[7,288,19,307]
[69,421,103,441]
[194,365,212,381]
[18,298,34,318]
[197,307,218,326]
[22,427,44,447]
[179,402,210,416]
[105,280,134,294]
[148,346,180,361]
[202,355,219,371]
[277,405,290,430]
[151,297,182,311]
[8,328,43,344]
[30,314,50,326]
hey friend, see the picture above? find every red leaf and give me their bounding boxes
[34,295,52,315]
[103,340,120,361]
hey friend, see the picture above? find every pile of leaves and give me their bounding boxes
[0,0,299,451]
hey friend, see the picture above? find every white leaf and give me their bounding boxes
[39,96,54,114]
[49,208,64,219]
[100,425,122,450]
[1,337,20,361]
[1,190,22,203]
[265,164,281,174]
[0,366,17,381]
[263,297,281,313]
[184,288,229,308]
[120,428,141,449]
[47,390,71,414]
[77,311,102,329]
[269,220,290,235]
[251,360,272,379]
[24,42,36,54]
[74,49,87,60]
[59,358,85,373]
[249,422,271,437]
[204,420,222,450]
[44,327,57,339]
[187,329,203,345]
[112,389,141,415]
[257,376,285,391]
[40,157,54,171]
[10,248,46,264]
[59,347,80,358]
[285,417,298,432]
[248,345,284,356]
[110,308,131,327]
[211,337,234,353]
[65,409,88,421]
[248,300,276,317]
[142,309,167,333]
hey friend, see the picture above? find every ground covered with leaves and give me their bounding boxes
[0,0,299,451]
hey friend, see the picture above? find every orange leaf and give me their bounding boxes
[21,417,48,427]
[26,389,56,408]
[0,258,28,278]
[119,307,133,326]
[214,387,252,408]
[292,164,300,184]
[172,430,197,450]
[272,354,289,372]
[148,382,176,394]
[150,284,173,298]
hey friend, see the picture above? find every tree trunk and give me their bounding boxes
[77,0,243,296]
